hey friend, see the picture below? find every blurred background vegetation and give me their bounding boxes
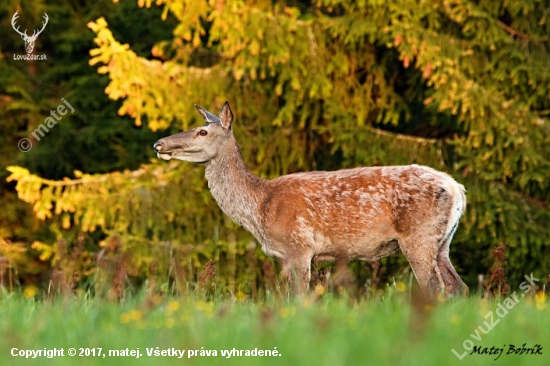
[0,0,548,299]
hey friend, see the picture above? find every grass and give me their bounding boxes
[0,284,548,366]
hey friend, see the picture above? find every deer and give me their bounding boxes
[153,102,468,297]
[11,11,49,54]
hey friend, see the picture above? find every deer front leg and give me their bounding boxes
[281,255,312,295]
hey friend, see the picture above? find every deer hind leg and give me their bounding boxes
[397,183,468,297]
[400,222,467,297]
[436,223,468,295]
[398,234,442,297]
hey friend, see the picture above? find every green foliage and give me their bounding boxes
[2,0,550,291]
[0,0,175,282]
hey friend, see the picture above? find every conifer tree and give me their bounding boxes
[5,0,550,288]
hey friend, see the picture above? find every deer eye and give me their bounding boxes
[198,130,208,136]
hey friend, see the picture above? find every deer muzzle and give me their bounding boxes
[153,140,173,160]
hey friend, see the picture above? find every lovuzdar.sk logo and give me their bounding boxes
[11,10,48,61]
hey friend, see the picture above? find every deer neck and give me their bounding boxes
[204,136,266,237]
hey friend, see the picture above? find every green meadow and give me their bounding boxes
[1,286,548,366]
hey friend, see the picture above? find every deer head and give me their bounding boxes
[153,102,234,163]
[11,11,49,54]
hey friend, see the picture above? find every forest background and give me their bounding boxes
[0,0,549,298]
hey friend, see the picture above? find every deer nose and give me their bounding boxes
[153,140,165,152]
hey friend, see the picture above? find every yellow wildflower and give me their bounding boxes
[315,284,325,296]
[395,281,406,292]
[167,300,180,313]
[23,285,38,298]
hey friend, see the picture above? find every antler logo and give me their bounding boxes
[11,11,49,54]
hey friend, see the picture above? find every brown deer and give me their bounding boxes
[153,102,468,297]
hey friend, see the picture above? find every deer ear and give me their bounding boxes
[195,104,221,124]
[195,105,208,120]
[219,101,233,131]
